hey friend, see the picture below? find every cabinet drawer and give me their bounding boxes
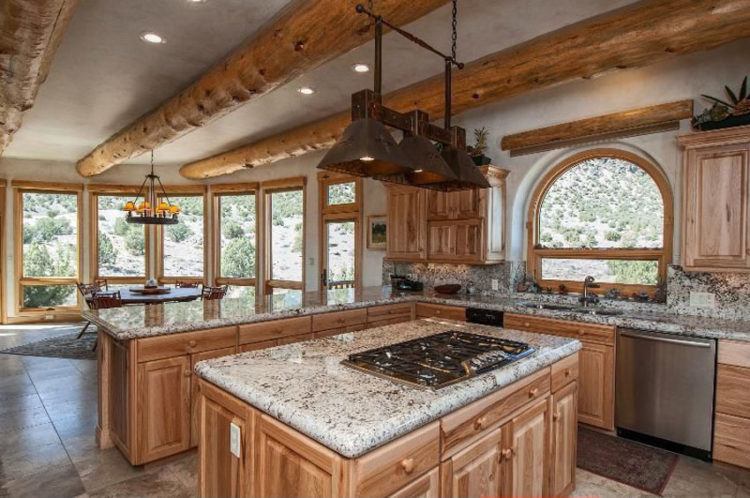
[137,326,236,363]
[717,364,750,418]
[718,340,750,368]
[551,353,579,393]
[714,412,750,469]
[239,339,278,353]
[278,333,315,345]
[312,309,367,332]
[441,368,550,457]
[238,316,311,345]
[353,421,440,498]
[368,316,412,329]
[367,303,413,323]
[504,313,614,345]
[315,323,367,339]
[415,303,466,321]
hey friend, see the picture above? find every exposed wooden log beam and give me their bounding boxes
[0,0,78,154]
[501,100,694,156]
[75,0,451,177]
[180,0,750,180]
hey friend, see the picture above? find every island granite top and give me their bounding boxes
[84,286,750,343]
[194,319,581,458]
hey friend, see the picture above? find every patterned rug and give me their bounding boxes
[577,426,679,495]
[0,329,97,360]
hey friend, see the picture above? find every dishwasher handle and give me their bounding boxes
[619,331,712,348]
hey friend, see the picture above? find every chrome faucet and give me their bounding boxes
[580,276,600,307]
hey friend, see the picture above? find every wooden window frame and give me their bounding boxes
[89,185,151,284]
[156,185,208,285]
[317,172,362,291]
[262,177,306,295]
[526,148,674,297]
[211,183,259,295]
[0,179,6,322]
[13,181,84,315]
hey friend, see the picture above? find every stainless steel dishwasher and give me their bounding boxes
[616,328,716,460]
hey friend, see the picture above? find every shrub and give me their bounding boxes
[221,238,255,278]
[125,230,145,255]
[98,233,117,267]
[223,221,245,240]
[167,223,192,243]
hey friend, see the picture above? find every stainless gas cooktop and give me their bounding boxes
[342,331,535,389]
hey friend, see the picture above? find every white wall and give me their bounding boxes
[453,39,750,264]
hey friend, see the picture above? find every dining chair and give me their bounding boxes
[176,281,200,288]
[84,291,123,351]
[76,280,108,339]
[201,285,228,301]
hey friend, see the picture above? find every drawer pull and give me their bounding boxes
[400,458,415,474]
[528,387,539,398]
[553,411,560,421]
[184,370,192,377]
[188,340,197,348]
[564,369,571,377]
[474,416,488,431]
[501,448,513,460]
[523,321,530,327]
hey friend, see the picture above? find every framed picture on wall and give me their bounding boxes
[367,215,387,250]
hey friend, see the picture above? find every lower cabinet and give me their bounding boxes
[714,339,750,469]
[577,343,613,429]
[389,468,440,498]
[137,355,192,463]
[190,347,237,447]
[440,398,550,498]
[550,381,577,496]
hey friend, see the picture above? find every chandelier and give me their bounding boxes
[122,150,181,225]
[316,2,489,191]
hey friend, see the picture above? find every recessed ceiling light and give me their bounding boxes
[352,63,370,73]
[140,32,165,44]
[297,87,315,95]
[187,0,206,2]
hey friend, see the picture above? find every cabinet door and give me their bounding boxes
[578,342,614,430]
[427,189,481,220]
[427,220,482,262]
[199,393,251,498]
[683,144,750,270]
[257,416,342,498]
[505,399,549,498]
[550,382,577,496]
[441,426,505,498]
[389,467,439,498]
[387,185,426,260]
[137,355,191,463]
[191,346,237,447]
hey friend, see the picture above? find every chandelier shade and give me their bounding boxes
[122,150,180,225]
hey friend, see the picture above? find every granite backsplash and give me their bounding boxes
[383,261,750,320]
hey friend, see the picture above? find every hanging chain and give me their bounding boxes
[451,0,458,61]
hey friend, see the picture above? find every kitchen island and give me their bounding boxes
[194,319,580,498]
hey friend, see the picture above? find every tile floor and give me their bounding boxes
[1,324,749,498]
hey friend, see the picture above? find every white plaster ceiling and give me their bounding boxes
[3,0,636,170]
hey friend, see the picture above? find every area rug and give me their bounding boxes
[0,330,97,360]
[577,426,678,495]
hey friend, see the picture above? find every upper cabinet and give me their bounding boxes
[680,126,750,272]
[386,166,508,265]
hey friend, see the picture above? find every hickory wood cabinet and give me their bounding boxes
[98,304,416,465]
[504,313,614,430]
[714,339,750,470]
[197,353,579,498]
[680,125,750,271]
[386,166,508,264]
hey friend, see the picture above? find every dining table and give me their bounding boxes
[117,286,202,305]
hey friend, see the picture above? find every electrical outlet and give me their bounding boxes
[689,291,716,308]
[491,279,499,291]
[230,422,241,458]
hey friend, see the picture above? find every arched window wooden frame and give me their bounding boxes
[526,148,673,297]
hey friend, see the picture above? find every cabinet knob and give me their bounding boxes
[577,329,584,336]
[528,387,539,398]
[553,411,560,421]
[564,369,571,377]
[523,322,530,328]
[184,370,192,377]
[188,340,197,348]
[474,416,488,431]
[400,458,415,474]
[501,448,513,460]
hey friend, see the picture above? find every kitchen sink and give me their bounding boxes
[519,302,623,316]
[573,307,623,316]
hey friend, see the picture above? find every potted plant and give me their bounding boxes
[692,76,750,131]
[468,127,492,166]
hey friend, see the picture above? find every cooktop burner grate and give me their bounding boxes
[342,331,534,389]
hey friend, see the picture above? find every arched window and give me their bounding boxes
[527,149,673,297]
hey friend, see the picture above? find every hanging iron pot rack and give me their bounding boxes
[317,2,489,191]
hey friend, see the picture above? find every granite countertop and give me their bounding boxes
[84,286,750,343]
[195,319,581,458]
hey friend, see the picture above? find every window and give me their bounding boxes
[527,149,672,296]
[213,185,258,301]
[263,178,306,297]
[91,190,148,281]
[15,183,82,312]
[318,172,361,291]
[158,191,206,282]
